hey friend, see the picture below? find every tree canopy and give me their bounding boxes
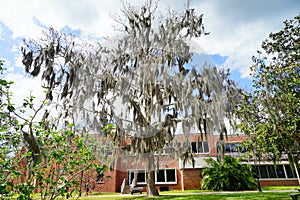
[236,15,300,164]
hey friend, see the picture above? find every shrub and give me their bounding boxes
[200,155,257,191]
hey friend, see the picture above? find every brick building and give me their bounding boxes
[88,133,300,193]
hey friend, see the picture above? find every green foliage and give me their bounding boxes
[0,59,108,200]
[0,59,16,135]
[15,182,34,200]
[235,15,300,162]
[32,127,99,200]
[200,155,257,191]
[95,164,109,176]
[0,59,24,200]
[1,123,106,200]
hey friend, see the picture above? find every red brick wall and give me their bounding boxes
[92,169,117,193]
[183,169,201,190]
[259,179,299,187]
[115,170,128,192]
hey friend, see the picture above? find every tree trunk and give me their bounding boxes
[217,132,225,162]
[146,170,159,196]
[23,130,41,179]
[146,153,159,196]
[289,151,300,185]
[293,161,300,185]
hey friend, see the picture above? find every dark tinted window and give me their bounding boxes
[166,169,176,182]
[156,170,165,182]
[259,166,268,178]
[285,165,296,178]
[276,165,285,178]
[203,142,209,153]
[137,170,146,183]
[191,142,197,153]
[267,165,277,178]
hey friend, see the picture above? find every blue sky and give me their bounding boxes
[0,0,299,106]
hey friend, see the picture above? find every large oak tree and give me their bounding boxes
[21,1,241,196]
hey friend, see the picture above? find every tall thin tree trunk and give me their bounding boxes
[217,132,225,162]
[146,153,159,196]
[293,161,300,185]
[290,151,300,185]
[79,171,84,197]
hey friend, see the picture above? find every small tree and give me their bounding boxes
[201,155,256,191]
[235,15,300,181]
[0,59,108,199]
[0,59,24,199]
[33,126,101,200]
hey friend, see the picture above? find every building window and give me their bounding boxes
[155,169,177,184]
[223,143,247,158]
[96,174,104,183]
[259,165,268,178]
[128,170,147,185]
[166,169,176,182]
[156,170,165,182]
[191,141,209,154]
[285,165,296,178]
[276,165,285,178]
[255,164,300,179]
[137,170,146,183]
[128,169,177,185]
[225,143,247,153]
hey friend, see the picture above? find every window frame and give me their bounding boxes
[190,141,209,154]
[224,143,247,157]
[128,169,147,185]
[128,168,177,185]
[155,169,177,184]
[256,164,300,180]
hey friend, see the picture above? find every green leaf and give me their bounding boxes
[7,105,15,112]
[6,182,14,188]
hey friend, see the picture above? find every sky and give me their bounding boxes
[0,0,299,108]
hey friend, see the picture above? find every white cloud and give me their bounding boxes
[0,0,299,82]
[192,0,300,77]
[0,0,44,39]
[0,1,142,38]
[4,73,45,106]
[0,0,105,38]
[0,0,190,39]
[2,72,45,122]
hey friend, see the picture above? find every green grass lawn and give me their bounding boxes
[261,186,299,191]
[27,187,297,200]
[79,188,298,200]
[151,192,294,200]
